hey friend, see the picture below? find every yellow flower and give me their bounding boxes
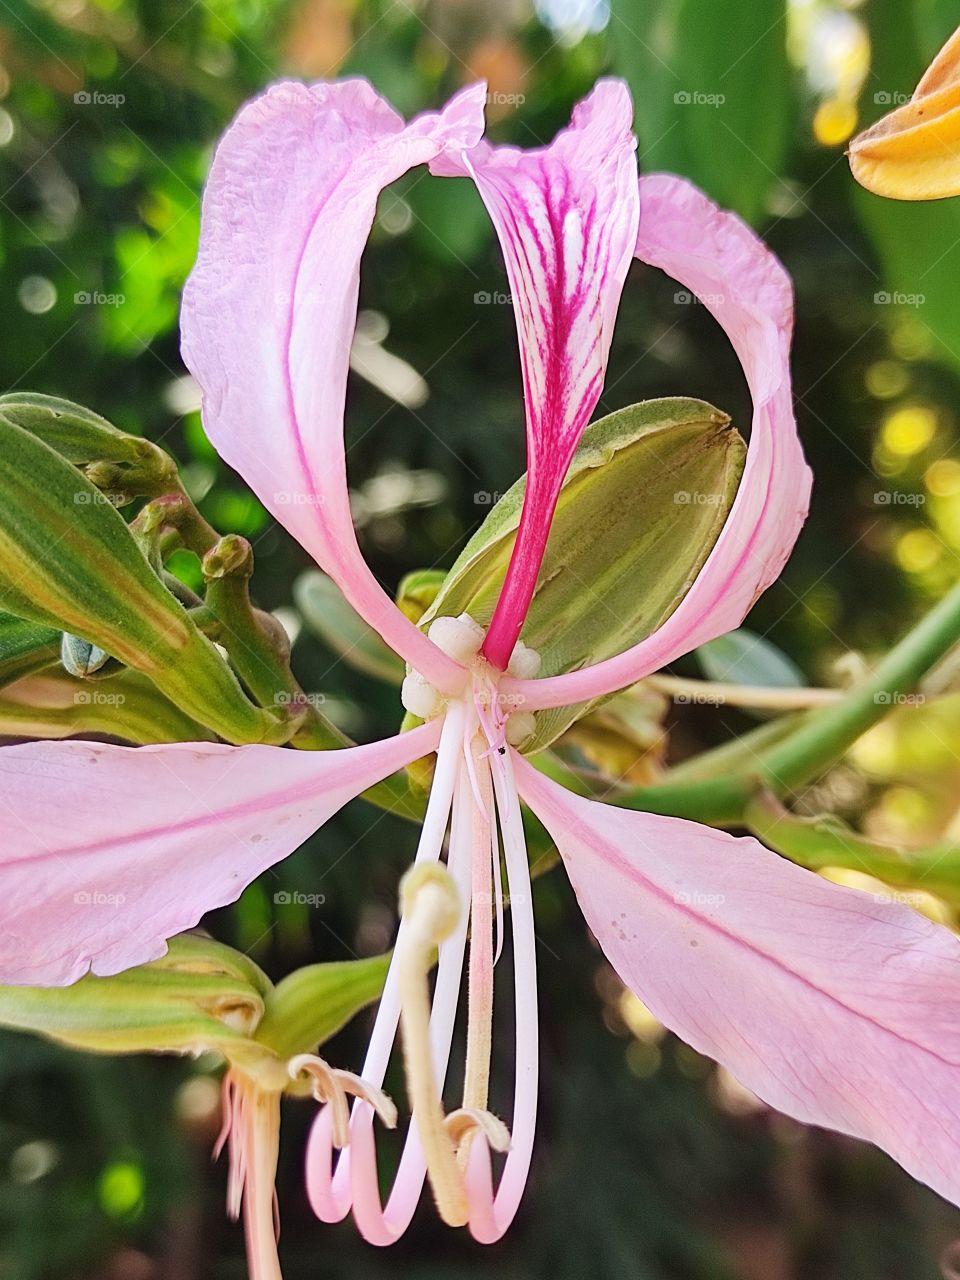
[849,26,960,199]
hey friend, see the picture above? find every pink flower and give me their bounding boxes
[4,76,960,1255]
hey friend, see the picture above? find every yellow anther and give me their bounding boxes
[287,1054,397,1149]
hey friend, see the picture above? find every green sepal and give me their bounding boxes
[0,416,287,744]
[295,570,405,685]
[254,953,390,1062]
[0,668,217,743]
[0,392,176,502]
[0,935,272,1058]
[425,398,746,751]
[0,609,60,687]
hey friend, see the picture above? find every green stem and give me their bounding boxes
[745,791,960,903]
[621,577,960,825]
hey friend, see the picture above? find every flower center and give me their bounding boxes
[401,611,540,748]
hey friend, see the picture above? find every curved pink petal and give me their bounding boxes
[432,81,640,668]
[0,721,439,986]
[181,81,487,692]
[516,757,960,1208]
[505,175,811,710]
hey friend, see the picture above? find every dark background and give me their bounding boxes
[3,0,960,1276]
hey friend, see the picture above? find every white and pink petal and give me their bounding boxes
[181,80,486,691]
[517,757,960,1209]
[0,722,439,986]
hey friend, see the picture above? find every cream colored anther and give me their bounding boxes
[397,863,474,1226]
[288,1054,397,1149]
[507,640,541,680]
[427,612,486,664]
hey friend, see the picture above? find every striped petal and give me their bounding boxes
[181,81,486,691]
[432,80,640,667]
[0,722,439,986]
[508,175,810,710]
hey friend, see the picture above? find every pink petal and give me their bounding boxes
[516,757,960,1208]
[506,175,811,710]
[0,722,439,986]
[432,81,640,668]
[181,81,486,692]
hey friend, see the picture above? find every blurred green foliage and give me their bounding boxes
[3,0,960,1277]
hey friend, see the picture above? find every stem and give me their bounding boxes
[745,791,960,903]
[621,577,960,825]
[645,673,842,711]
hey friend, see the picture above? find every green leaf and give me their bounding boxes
[425,398,745,751]
[295,570,405,684]
[697,627,804,688]
[253,953,390,1060]
[0,609,60,687]
[609,0,794,224]
[0,416,285,744]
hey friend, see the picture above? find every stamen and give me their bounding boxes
[463,749,495,1119]
[288,1055,397,1149]
[401,669,443,720]
[505,711,537,747]
[446,1107,511,1152]
[507,641,541,680]
[427,613,485,664]
[397,863,473,1226]
[214,1070,282,1280]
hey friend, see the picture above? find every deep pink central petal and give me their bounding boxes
[433,81,640,667]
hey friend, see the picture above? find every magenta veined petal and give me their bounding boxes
[504,174,812,710]
[516,756,960,1209]
[181,80,487,692]
[432,80,640,668]
[0,721,440,986]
